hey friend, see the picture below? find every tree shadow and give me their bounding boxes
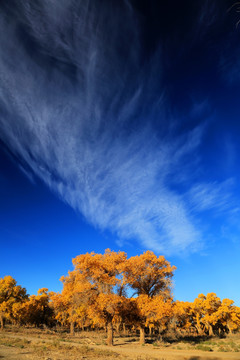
[122,337,138,343]
[163,334,214,344]
[145,334,211,345]
[188,357,220,360]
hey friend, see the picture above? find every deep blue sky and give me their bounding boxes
[0,0,240,305]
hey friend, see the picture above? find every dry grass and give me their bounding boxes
[0,330,124,360]
[1,327,240,359]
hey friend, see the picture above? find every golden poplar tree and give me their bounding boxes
[62,249,127,345]
[0,276,28,328]
[123,251,176,344]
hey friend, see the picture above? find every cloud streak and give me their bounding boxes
[0,0,236,255]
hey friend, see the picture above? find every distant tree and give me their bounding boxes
[173,301,194,335]
[201,293,221,336]
[230,305,240,333]
[50,292,69,328]
[192,293,225,336]
[0,275,28,328]
[22,288,54,327]
[150,295,174,338]
[216,298,240,334]
[191,294,207,335]
[57,270,96,334]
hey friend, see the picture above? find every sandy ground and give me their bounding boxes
[1,330,240,360]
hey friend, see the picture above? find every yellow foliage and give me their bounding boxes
[123,250,176,298]
[2,252,240,341]
[0,276,28,327]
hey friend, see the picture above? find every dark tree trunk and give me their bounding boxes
[0,314,4,329]
[149,326,153,336]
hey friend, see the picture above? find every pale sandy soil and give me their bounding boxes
[1,330,240,360]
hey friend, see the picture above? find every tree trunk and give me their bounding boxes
[116,322,120,335]
[227,322,232,335]
[70,321,75,335]
[207,323,213,337]
[123,323,127,336]
[107,320,113,346]
[149,326,153,336]
[196,324,204,335]
[0,314,4,329]
[196,315,204,335]
[139,325,145,345]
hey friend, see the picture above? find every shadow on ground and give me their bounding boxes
[188,357,221,360]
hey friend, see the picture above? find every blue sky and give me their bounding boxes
[0,0,240,305]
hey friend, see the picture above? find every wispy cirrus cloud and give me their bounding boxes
[0,0,237,255]
[188,179,237,214]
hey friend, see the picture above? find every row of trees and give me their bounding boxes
[0,276,54,329]
[1,250,240,345]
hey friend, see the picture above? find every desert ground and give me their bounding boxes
[1,327,240,360]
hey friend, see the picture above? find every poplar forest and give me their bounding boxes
[1,250,240,359]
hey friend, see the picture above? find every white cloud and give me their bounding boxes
[188,179,237,215]
[0,1,236,255]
